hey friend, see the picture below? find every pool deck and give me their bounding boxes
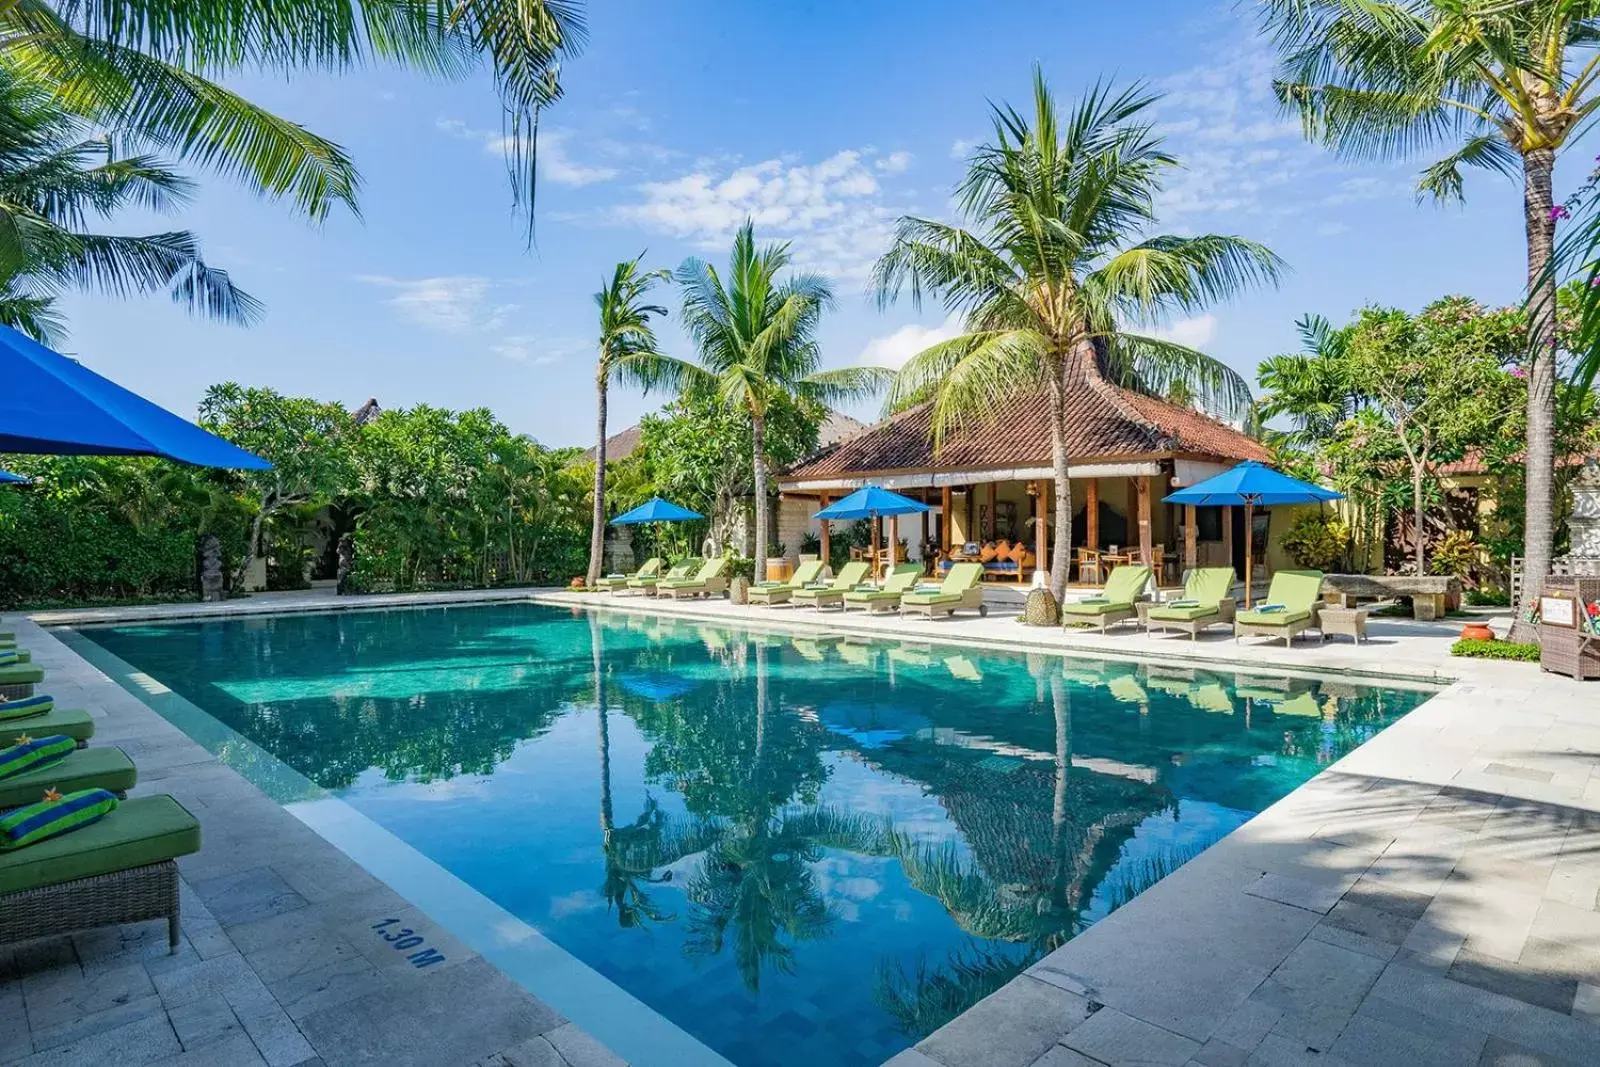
[10,587,1600,1067]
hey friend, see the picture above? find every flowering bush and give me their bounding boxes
[1278,514,1351,571]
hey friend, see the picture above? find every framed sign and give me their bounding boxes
[1541,594,1579,629]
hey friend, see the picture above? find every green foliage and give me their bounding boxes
[1466,588,1512,607]
[1278,514,1351,571]
[1427,530,1481,583]
[0,454,249,606]
[1450,639,1540,663]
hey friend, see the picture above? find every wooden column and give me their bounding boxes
[1184,503,1198,571]
[941,486,953,555]
[1034,481,1049,584]
[1086,478,1100,550]
[1137,475,1153,566]
[1222,505,1235,576]
[818,493,831,568]
[986,482,997,540]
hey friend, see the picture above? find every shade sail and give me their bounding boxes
[1164,461,1342,506]
[814,485,931,520]
[0,325,270,469]
[0,469,28,484]
[612,497,704,524]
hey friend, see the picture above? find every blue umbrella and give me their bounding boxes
[611,497,704,525]
[0,469,28,485]
[0,325,270,469]
[815,486,930,582]
[1165,461,1344,606]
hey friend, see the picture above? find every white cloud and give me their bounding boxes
[1316,220,1351,237]
[436,118,617,187]
[491,334,586,366]
[876,151,913,174]
[1149,314,1217,349]
[612,148,911,279]
[857,313,964,368]
[950,138,977,159]
[356,275,513,334]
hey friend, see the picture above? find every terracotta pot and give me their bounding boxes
[1459,623,1495,642]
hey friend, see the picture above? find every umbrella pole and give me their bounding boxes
[888,515,899,586]
[1244,501,1255,609]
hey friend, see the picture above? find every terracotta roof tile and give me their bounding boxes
[783,373,1268,482]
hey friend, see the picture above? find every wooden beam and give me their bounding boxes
[1222,505,1235,577]
[986,482,997,540]
[1137,475,1153,566]
[941,486,952,556]
[1184,503,1198,571]
[1035,480,1048,585]
[819,492,831,568]
[1086,478,1100,551]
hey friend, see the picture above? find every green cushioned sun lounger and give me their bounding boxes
[0,747,137,809]
[596,558,663,593]
[0,708,95,749]
[630,560,697,595]
[0,794,201,952]
[1234,570,1326,647]
[749,560,827,605]
[1059,565,1151,633]
[0,663,45,699]
[899,562,987,618]
[660,557,730,600]
[842,564,924,613]
[1147,567,1238,640]
[792,562,870,610]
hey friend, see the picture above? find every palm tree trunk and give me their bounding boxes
[592,617,613,842]
[586,369,609,588]
[1514,146,1558,641]
[1047,355,1076,601]
[751,409,769,583]
[1411,460,1426,575]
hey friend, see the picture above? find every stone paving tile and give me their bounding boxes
[188,866,310,928]
[1331,998,1488,1067]
[917,976,1091,1067]
[1028,1047,1103,1067]
[12,1011,181,1067]
[543,1022,628,1067]
[1241,1034,1358,1067]
[167,994,244,1050]
[1189,1037,1251,1067]
[150,1030,269,1066]
[1252,939,1385,1049]
[1061,1007,1200,1065]
[1477,1035,1582,1066]
[1448,946,1578,1014]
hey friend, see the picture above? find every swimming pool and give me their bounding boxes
[71,603,1433,1067]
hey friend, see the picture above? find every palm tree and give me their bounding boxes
[2,0,582,234]
[873,72,1282,599]
[1261,0,1599,633]
[1256,314,1363,450]
[677,222,888,581]
[586,255,692,587]
[0,65,258,340]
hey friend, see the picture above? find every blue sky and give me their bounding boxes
[55,0,1560,449]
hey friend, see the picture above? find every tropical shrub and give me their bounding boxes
[1427,531,1481,585]
[1278,515,1351,572]
[1450,639,1539,663]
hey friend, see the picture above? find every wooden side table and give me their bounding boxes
[1318,606,1368,645]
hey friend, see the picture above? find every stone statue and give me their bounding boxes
[336,533,355,595]
[198,535,224,602]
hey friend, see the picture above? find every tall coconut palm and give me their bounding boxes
[677,222,888,581]
[586,255,693,587]
[873,71,1282,600]
[1261,0,1600,633]
[2,0,583,236]
[0,64,258,340]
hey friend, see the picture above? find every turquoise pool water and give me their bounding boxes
[74,604,1432,1067]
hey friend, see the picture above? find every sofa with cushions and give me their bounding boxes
[939,539,1036,582]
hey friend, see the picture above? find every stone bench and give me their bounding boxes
[1321,574,1463,621]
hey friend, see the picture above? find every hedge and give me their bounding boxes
[1450,639,1540,662]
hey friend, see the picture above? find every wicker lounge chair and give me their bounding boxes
[1059,565,1151,633]
[0,748,137,809]
[596,558,662,593]
[749,560,826,606]
[1146,567,1237,640]
[630,560,696,596]
[900,562,987,618]
[0,794,201,952]
[842,564,923,613]
[1233,571,1326,647]
[1,706,95,749]
[659,557,730,600]
[792,562,870,611]
[0,663,44,701]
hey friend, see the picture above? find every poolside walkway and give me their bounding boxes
[11,587,1600,1067]
[0,616,625,1067]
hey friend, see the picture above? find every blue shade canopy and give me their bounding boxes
[0,325,271,470]
[0,469,28,485]
[1164,461,1343,507]
[612,497,704,525]
[815,485,932,520]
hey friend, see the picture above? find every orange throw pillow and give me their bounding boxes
[979,543,997,562]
